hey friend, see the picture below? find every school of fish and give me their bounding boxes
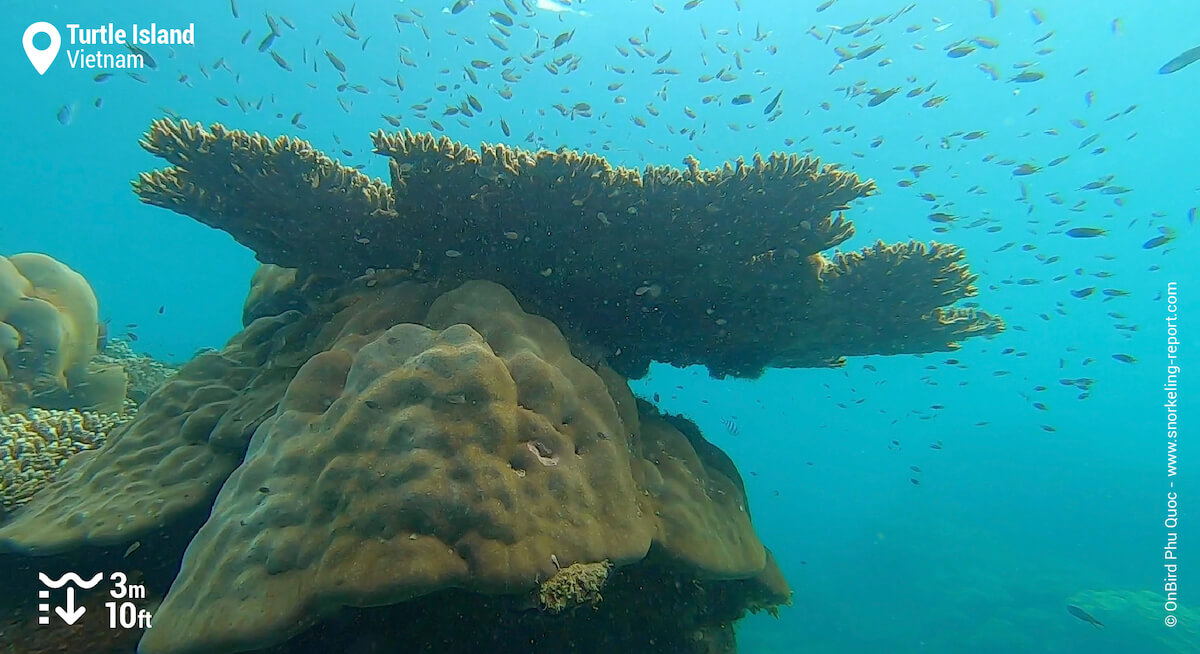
[55,0,1194,498]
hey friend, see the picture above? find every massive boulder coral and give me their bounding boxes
[1,274,787,654]
[0,253,127,412]
[133,118,1003,378]
[0,277,440,553]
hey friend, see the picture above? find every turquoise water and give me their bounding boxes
[2,0,1197,651]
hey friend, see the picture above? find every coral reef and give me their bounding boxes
[132,119,1002,378]
[95,339,179,403]
[0,274,787,654]
[0,253,128,412]
[0,118,1014,653]
[0,408,130,514]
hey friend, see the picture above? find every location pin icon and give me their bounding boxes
[23,22,61,75]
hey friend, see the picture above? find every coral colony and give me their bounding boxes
[0,120,1000,653]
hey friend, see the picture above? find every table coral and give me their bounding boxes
[133,118,1002,378]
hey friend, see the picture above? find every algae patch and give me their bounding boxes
[538,560,614,614]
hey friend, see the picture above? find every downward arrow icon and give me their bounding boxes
[55,587,85,625]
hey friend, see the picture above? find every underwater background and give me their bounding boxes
[2,0,1197,652]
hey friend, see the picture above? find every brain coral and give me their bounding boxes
[0,253,127,413]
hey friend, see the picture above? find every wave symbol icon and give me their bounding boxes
[38,572,105,589]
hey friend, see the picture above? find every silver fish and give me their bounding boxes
[1159,45,1200,74]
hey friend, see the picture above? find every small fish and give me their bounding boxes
[1067,605,1103,628]
[867,87,900,106]
[1065,227,1106,238]
[855,43,884,60]
[56,104,74,125]
[910,478,921,486]
[731,93,753,105]
[126,43,157,69]
[721,417,739,436]
[1070,287,1096,298]
[93,72,113,83]
[269,50,292,71]
[1159,45,1200,74]
[451,0,472,14]
[1009,70,1044,83]
[1112,354,1137,364]
[1142,233,1173,249]
[553,30,575,48]
[763,89,783,114]
[325,50,346,73]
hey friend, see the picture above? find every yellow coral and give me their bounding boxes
[0,407,129,512]
[0,253,127,412]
